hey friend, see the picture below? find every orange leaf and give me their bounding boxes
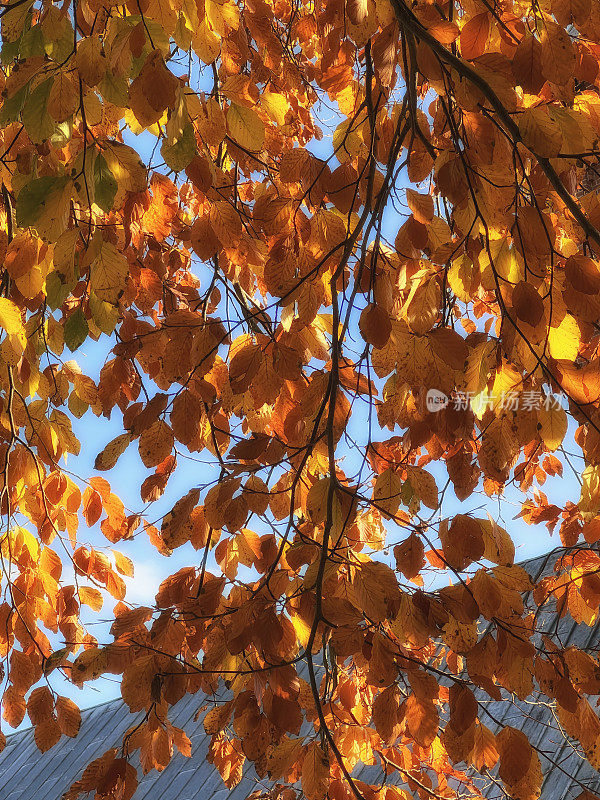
[79,585,104,611]
[113,549,134,577]
[27,686,54,725]
[541,20,576,85]
[2,686,26,728]
[301,742,329,800]
[460,13,490,60]
[56,696,82,737]
[34,719,62,753]
[406,188,434,224]
[359,304,392,349]
[139,420,174,469]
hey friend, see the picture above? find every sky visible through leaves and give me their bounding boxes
[7,0,600,795]
[51,81,570,715]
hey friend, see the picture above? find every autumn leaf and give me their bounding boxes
[34,719,62,753]
[76,34,105,86]
[351,560,401,622]
[302,742,329,800]
[359,303,391,348]
[95,433,133,471]
[56,696,82,738]
[541,21,576,86]
[48,73,79,122]
[90,242,129,304]
[0,298,23,336]
[113,550,134,577]
[139,420,174,469]
[203,701,233,735]
[405,465,438,510]
[405,692,438,748]
[16,176,71,237]
[227,104,265,151]
[406,189,434,224]
[519,106,563,158]
[373,469,403,518]
[372,684,403,744]
[72,648,107,685]
[537,404,568,452]
[394,533,425,580]
[460,13,490,60]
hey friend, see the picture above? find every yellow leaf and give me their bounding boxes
[206,0,239,33]
[290,613,310,649]
[16,264,45,299]
[402,275,440,334]
[227,103,265,152]
[90,242,128,304]
[102,142,147,193]
[448,254,480,302]
[261,91,289,126]
[548,314,580,360]
[472,722,499,770]
[72,646,107,684]
[492,239,523,284]
[0,298,23,335]
[5,230,40,281]
[145,0,178,34]
[113,549,134,577]
[76,34,105,86]
[266,737,304,781]
[537,403,567,451]
[193,96,226,146]
[373,468,403,518]
[351,560,401,622]
[192,18,222,63]
[79,585,103,611]
[466,341,495,393]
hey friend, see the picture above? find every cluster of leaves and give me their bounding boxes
[4,0,600,797]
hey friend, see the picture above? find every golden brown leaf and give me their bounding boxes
[301,742,329,800]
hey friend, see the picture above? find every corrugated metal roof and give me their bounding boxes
[3,547,600,799]
[0,690,259,800]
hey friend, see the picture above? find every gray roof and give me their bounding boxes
[0,689,258,800]
[2,547,600,800]
[478,547,600,800]
[0,671,388,800]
